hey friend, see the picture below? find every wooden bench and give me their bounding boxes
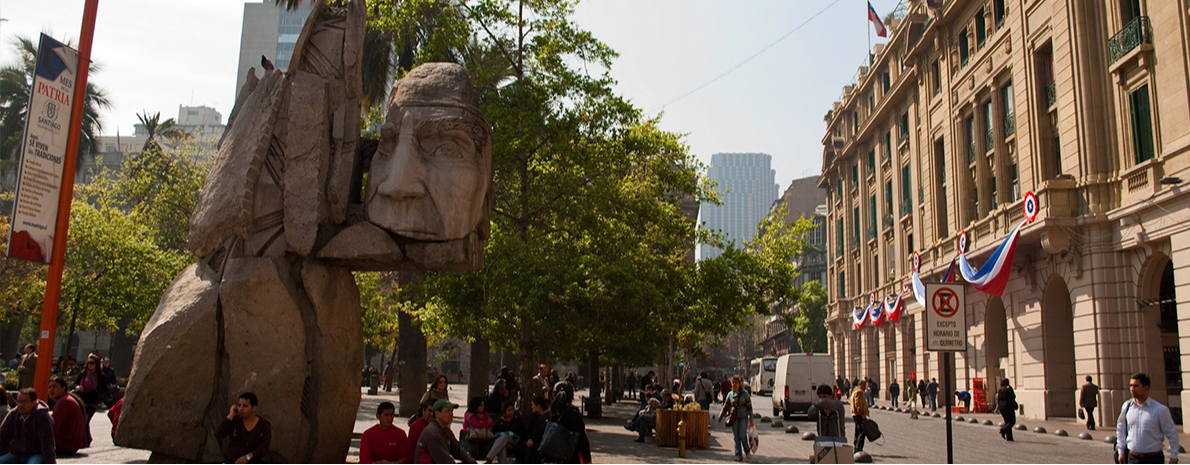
[655,410,709,448]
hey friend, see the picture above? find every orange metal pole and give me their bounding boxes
[33,0,99,400]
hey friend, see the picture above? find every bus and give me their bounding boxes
[749,357,778,396]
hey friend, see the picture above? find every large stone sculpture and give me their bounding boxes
[114,1,492,462]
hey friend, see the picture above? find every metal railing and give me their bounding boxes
[1045,82,1057,108]
[984,127,994,153]
[900,200,912,217]
[1109,16,1152,64]
[1004,113,1015,137]
[867,225,877,240]
[882,213,894,229]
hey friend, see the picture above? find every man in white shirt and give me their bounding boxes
[1117,373,1179,464]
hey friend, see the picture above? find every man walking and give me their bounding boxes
[694,373,715,411]
[927,378,939,411]
[917,378,928,408]
[626,372,637,400]
[16,346,36,391]
[888,380,900,408]
[850,382,869,452]
[1080,376,1100,431]
[1117,373,1179,464]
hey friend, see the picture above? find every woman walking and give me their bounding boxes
[997,379,1017,441]
[720,375,753,461]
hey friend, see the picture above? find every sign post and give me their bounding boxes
[19,0,99,400]
[926,282,965,465]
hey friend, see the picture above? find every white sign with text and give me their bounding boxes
[925,283,966,352]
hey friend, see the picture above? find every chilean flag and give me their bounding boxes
[942,255,959,282]
[868,2,888,38]
[869,300,886,327]
[911,270,927,308]
[884,294,904,323]
[958,221,1025,296]
[853,306,869,329]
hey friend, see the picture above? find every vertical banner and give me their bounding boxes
[6,34,79,263]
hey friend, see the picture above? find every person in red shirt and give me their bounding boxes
[361,402,407,464]
[405,401,435,464]
[47,377,89,455]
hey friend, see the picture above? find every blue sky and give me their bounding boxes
[3,0,902,189]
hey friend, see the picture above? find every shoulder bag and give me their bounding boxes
[539,420,579,463]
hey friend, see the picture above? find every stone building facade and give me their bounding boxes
[819,0,1190,429]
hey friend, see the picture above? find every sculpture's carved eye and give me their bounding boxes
[422,130,473,160]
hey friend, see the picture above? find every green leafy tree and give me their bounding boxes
[790,280,828,353]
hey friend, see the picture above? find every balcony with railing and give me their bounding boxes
[900,200,912,217]
[984,126,994,153]
[882,213,894,230]
[867,225,877,240]
[1109,16,1152,64]
[851,236,860,250]
[1004,112,1015,137]
[1045,82,1057,109]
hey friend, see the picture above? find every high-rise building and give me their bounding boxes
[820,0,1190,428]
[699,152,779,261]
[234,2,313,94]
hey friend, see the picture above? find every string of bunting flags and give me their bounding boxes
[855,192,1039,331]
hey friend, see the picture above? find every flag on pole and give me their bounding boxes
[941,255,959,282]
[868,2,888,38]
[116,127,121,152]
[957,221,1026,296]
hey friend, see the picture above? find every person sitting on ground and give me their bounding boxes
[421,375,451,407]
[72,356,107,424]
[808,385,847,440]
[485,380,510,415]
[485,402,524,464]
[214,392,272,464]
[955,390,972,411]
[0,388,55,464]
[523,396,550,464]
[461,397,495,459]
[405,401,435,464]
[414,399,476,464]
[106,398,123,446]
[544,382,592,464]
[625,398,662,443]
[360,401,407,464]
[47,377,88,456]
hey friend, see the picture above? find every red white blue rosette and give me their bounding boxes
[911,251,921,271]
[869,291,877,307]
[957,230,969,254]
[1023,191,1038,222]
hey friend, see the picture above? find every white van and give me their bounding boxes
[749,357,777,396]
[772,353,835,420]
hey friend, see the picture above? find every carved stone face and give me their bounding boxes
[365,105,490,241]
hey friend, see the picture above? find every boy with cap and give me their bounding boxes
[414,399,476,463]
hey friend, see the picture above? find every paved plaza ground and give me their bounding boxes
[57,385,1180,463]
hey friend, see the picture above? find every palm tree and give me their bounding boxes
[135,111,187,153]
[0,35,111,184]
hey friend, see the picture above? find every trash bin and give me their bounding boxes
[369,375,380,395]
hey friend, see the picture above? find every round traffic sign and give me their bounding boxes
[932,287,959,318]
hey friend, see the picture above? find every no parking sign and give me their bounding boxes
[925,283,966,351]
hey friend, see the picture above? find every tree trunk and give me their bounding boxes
[587,349,601,419]
[0,314,27,364]
[517,313,537,415]
[64,300,81,365]
[109,318,137,379]
[396,272,427,418]
[468,337,490,401]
